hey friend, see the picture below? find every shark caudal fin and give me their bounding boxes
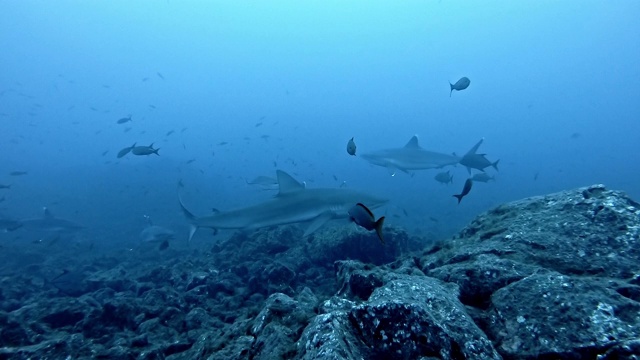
[178,192,198,244]
[492,159,500,171]
[374,216,385,244]
[453,194,464,204]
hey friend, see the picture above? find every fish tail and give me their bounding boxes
[154,148,160,156]
[492,159,500,171]
[178,193,198,244]
[375,216,385,244]
[453,194,463,204]
[449,82,453,97]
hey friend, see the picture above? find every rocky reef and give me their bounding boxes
[1,184,639,359]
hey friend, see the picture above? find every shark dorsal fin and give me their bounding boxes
[465,138,485,156]
[404,135,421,149]
[43,207,54,219]
[276,170,305,195]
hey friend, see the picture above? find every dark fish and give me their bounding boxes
[186,158,196,164]
[218,141,228,146]
[116,115,132,124]
[117,143,136,158]
[9,171,28,176]
[131,143,160,156]
[428,216,439,223]
[449,77,470,97]
[101,150,109,156]
[255,122,263,127]
[0,184,11,189]
[346,137,356,156]
[149,105,156,109]
[166,130,175,136]
[157,72,165,80]
[348,203,385,244]
[453,178,473,204]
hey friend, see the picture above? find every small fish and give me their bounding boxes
[255,122,263,127]
[346,137,357,156]
[9,171,28,176]
[218,141,228,146]
[149,105,156,109]
[185,158,196,164]
[428,216,439,223]
[0,184,11,189]
[166,130,175,136]
[157,72,165,80]
[434,170,453,185]
[471,173,495,183]
[101,150,109,156]
[117,143,136,158]
[449,77,470,97]
[453,178,473,204]
[117,115,132,124]
[348,203,385,244]
[132,143,160,156]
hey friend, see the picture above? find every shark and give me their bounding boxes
[19,207,84,234]
[179,170,388,243]
[360,135,462,175]
[459,138,499,173]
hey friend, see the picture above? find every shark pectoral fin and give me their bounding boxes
[303,212,334,237]
[386,166,397,176]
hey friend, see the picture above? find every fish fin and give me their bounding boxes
[355,203,374,218]
[492,159,500,171]
[178,193,199,244]
[464,138,484,156]
[43,207,54,219]
[303,212,333,237]
[453,194,463,204]
[276,170,305,195]
[403,135,421,149]
[154,148,160,156]
[374,216,385,244]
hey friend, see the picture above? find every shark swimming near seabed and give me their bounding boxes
[360,135,462,175]
[179,170,388,243]
[19,207,84,234]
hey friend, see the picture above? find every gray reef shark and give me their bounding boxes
[19,207,84,234]
[179,170,388,243]
[360,135,461,175]
[459,138,499,173]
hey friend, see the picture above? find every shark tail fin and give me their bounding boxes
[492,159,500,171]
[154,148,160,156]
[453,194,463,204]
[375,216,385,244]
[178,193,198,244]
[449,82,453,97]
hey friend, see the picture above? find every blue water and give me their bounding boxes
[1,1,639,248]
